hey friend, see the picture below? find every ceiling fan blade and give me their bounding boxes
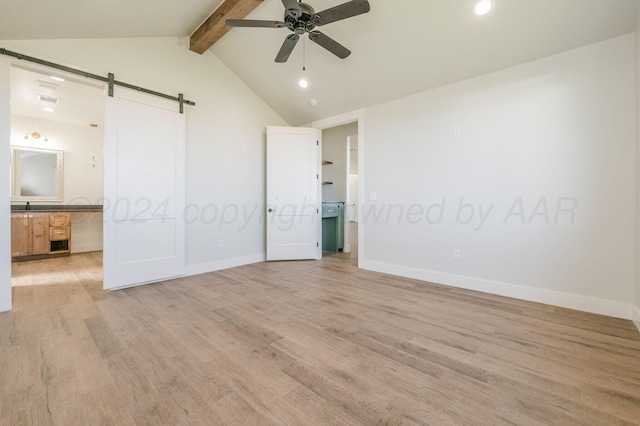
[282,0,302,17]
[313,0,370,26]
[226,19,286,28]
[275,34,300,63]
[308,31,351,59]
[282,0,301,10]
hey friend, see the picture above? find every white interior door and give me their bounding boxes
[103,88,185,289]
[266,126,321,261]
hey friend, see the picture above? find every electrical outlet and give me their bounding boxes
[453,126,461,136]
[453,249,461,260]
[369,192,378,201]
[218,240,224,248]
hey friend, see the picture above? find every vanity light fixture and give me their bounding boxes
[473,0,492,16]
[24,131,49,142]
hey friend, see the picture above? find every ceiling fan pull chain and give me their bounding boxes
[303,35,306,71]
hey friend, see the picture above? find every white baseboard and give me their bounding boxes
[360,259,632,320]
[633,306,640,333]
[186,253,266,277]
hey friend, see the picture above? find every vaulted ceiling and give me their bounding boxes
[1,0,638,125]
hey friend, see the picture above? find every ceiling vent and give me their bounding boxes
[39,95,59,104]
[37,80,59,91]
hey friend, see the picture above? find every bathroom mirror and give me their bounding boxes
[11,146,64,202]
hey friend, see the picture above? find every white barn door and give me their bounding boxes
[103,89,185,289]
[266,126,321,261]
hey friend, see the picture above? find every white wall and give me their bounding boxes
[69,213,102,253]
[361,34,636,319]
[322,122,357,202]
[11,115,105,253]
[0,37,287,280]
[11,115,104,205]
[635,12,640,331]
[0,59,11,312]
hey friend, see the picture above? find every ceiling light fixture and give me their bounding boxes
[24,131,49,142]
[50,76,65,82]
[37,80,59,91]
[298,79,309,89]
[39,95,59,104]
[43,107,55,112]
[309,98,319,107]
[473,0,492,16]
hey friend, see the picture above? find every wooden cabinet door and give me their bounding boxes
[10,214,29,257]
[30,214,50,255]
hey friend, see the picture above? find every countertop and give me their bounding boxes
[11,205,103,213]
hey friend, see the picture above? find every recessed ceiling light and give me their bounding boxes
[37,80,59,91]
[50,76,65,82]
[309,98,319,107]
[298,79,309,89]
[39,95,59,104]
[43,107,55,112]
[473,0,492,16]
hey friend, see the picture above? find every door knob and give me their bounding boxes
[268,208,275,213]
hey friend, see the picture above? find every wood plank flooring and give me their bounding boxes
[2,242,640,425]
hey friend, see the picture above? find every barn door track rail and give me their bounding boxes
[0,48,195,114]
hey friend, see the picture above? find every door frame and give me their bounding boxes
[0,58,107,311]
[312,109,365,266]
[0,56,112,312]
[344,133,358,253]
[0,58,11,312]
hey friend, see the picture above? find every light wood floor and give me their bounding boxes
[2,245,640,424]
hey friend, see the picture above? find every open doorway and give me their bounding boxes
[320,121,358,265]
[9,64,105,288]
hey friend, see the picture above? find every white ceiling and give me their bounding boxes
[0,0,224,40]
[212,0,640,124]
[10,65,105,127]
[1,0,638,126]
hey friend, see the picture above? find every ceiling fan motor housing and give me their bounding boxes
[285,3,317,34]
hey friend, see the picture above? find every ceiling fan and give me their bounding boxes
[226,0,371,63]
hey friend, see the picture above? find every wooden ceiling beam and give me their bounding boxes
[190,0,265,54]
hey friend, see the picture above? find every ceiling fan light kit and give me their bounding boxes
[226,0,371,63]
